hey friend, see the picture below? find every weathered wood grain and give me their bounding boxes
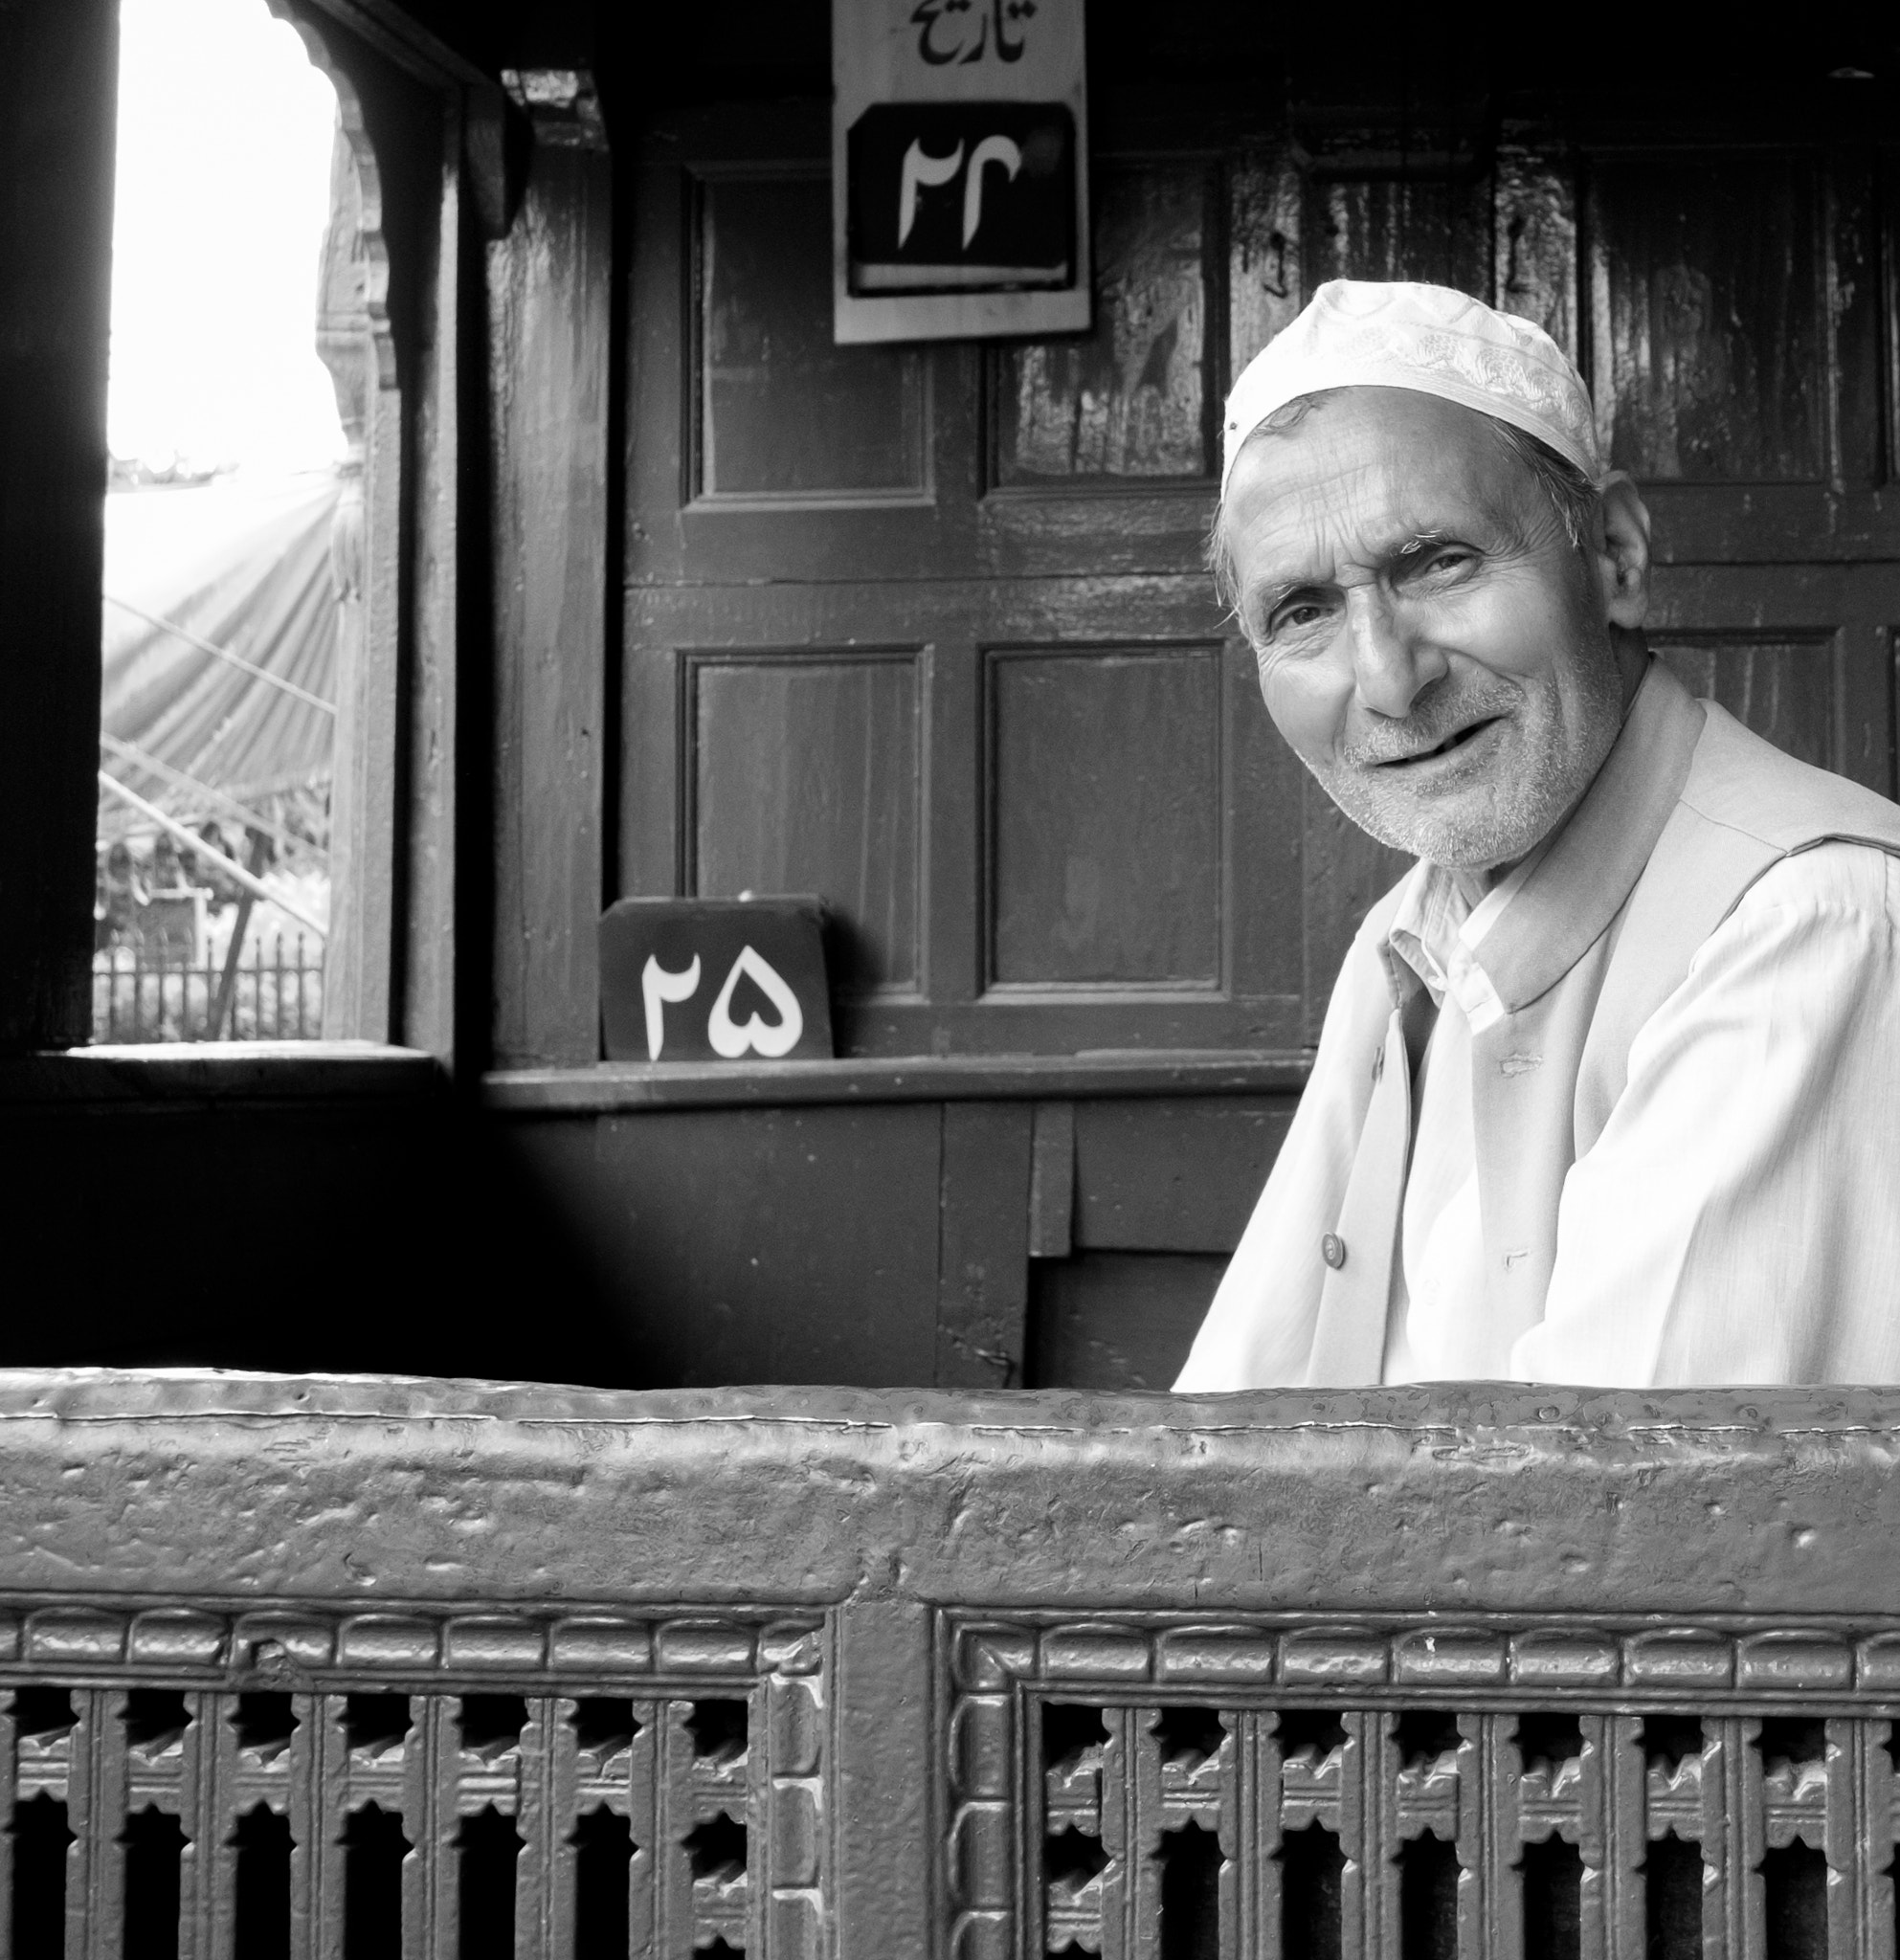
[935,1102,1034,1387]
[490,115,612,1068]
[994,162,1217,483]
[1588,153,1825,483]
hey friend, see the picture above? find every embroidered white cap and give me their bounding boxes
[1220,278,1601,496]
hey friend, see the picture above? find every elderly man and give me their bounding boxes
[1176,279,1900,1390]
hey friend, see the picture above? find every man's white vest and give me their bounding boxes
[1295,658,1900,1384]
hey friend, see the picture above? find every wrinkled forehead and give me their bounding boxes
[1221,387,1530,574]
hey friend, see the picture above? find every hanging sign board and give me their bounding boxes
[833,0,1090,344]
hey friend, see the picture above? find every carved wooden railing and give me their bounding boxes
[2,1373,1897,1959]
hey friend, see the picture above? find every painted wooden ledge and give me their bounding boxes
[481,1049,1316,1111]
[3,1041,439,1104]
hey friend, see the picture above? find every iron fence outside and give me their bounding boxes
[91,935,324,1041]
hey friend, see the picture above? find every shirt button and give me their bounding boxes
[1322,1233,1347,1270]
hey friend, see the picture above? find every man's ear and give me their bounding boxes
[1594,472,1650,630]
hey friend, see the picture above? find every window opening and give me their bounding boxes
[97,0,362,1043]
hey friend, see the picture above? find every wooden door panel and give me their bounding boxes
[1652,634,1839,773]
[698,173,928,501]
[690,652,924,995]
[628,113,979,591]
[1588,152,1827,483]
[1586,145,1899,563]
[992,161,1217,484]
[987,646,1223,989]
[1647,563,1900,795]
[978,152,1225,581]
[1305,167,1492,298]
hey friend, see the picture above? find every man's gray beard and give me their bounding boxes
[1305,643,1627,870]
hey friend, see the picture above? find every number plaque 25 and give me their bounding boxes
[598,898,835,1063]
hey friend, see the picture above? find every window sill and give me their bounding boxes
[481,1049,1315,1113]
[5,1041,440,1105]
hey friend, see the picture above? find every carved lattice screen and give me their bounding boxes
[946,1616,1898,1959]
[0,1607,822,1957]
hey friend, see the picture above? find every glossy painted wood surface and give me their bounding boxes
[1588,154,1825,482]
[993,162,1215,483]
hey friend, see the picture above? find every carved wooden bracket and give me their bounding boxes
[259,4,395,403]
[501,69,607,152]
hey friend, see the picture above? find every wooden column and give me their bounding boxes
[488,70,610,1070]
[0,0,119,1050]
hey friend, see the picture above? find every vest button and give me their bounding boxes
[1322,1232,1347,1270]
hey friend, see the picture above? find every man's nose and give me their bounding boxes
[1343,587,1447,718]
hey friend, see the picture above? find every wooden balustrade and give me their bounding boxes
[2,1372,1898,1958]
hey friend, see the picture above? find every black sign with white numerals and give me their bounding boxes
[599,898,835,1063]
[846,100,1076,295]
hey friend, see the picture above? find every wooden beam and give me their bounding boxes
[488,78,611,1067]
[270,0,492,87]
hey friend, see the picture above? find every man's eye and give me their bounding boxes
[1269,600,1330,635]
[1420,548,1473,576]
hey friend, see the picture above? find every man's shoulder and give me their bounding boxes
[1678,701,1900,856]
[1731,839,1900,931]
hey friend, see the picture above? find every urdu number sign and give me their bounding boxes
[598,899,835,1063]
[834,0,1089,343]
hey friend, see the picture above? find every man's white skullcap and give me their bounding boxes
[1220,278,1601,496]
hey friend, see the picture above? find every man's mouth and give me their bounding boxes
[1377,714,1504,767]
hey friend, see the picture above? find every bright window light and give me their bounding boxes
[108,0,346,477]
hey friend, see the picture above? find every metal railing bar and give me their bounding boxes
[103,591,337,717]
[98,734,323,860]
[96,774,326,939]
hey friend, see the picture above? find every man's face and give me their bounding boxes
[1221,387,1628,871]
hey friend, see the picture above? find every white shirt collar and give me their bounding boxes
[1385,843,1550,1034]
